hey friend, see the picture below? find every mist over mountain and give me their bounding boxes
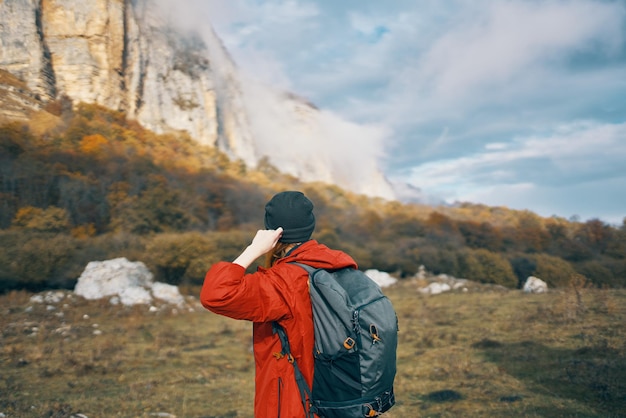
[0,0,395,199]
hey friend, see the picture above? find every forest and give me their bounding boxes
[1,102,624,293]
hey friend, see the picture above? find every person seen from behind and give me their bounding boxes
[200,190,357,417]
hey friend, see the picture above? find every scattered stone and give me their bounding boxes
[44,291,66,304]
[415,265,427,280]
[31,291,68,304]
[413,266,470,295]
[451,279,469,290]
[419,282,451,295]
[54,325,71,336]
[30,295,44,303]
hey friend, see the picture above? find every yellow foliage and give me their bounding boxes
[12,207,40,226]
[70,224,97,238]
[80,134,109,155]
[12,206,70,232]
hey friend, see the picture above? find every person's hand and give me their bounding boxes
[249,227,284,255]
[233,227,283,268]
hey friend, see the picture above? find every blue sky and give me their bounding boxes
[162,0,626,225]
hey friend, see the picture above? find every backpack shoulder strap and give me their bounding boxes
[272,265,316,417]
[290,262,316,274]
[271,322,315,417]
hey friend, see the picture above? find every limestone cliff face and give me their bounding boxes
[0,0,256,163]
[0,0,394,199]
[0,0,56,102]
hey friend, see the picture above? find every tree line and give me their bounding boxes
[0,103,624,293]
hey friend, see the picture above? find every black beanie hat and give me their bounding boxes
[264,191,316,243]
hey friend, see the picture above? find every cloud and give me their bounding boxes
[239,76,394,197]
[404,121,626,221]
[407,121,626,183]
[151,0,626,222]
[412,1,624,98]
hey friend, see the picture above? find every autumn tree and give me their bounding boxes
[513,211,550,252]
[458,220,503,251]
[11,206,70,232]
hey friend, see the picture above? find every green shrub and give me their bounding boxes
[529,253,579,288]
[576,258,623,288]
[459,248,517,287]
[0,231,79,291]
[145,232,224,285]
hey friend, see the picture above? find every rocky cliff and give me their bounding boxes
[0,0,394,199]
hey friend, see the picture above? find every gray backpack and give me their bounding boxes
[273,263,398,418]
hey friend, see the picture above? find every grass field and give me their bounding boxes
[1,280,625,418]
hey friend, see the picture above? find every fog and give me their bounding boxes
[152,0,394,198]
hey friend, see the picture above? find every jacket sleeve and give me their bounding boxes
[200,261,292,323]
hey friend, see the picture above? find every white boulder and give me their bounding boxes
[74,257,153,300]
[523,276,548,294]
[74,257,184,306]
[364,269,397,288]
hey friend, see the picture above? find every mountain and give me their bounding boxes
[0,0,395,200]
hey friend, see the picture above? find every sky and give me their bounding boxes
[158,0,626,225]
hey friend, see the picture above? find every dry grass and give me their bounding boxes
[1,282,625,418]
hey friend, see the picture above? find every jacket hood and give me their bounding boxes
[278,240,358,270]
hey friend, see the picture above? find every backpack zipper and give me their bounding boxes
[353,296,386,347]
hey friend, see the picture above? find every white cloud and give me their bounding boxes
[413,1,623,99]
[485,142,508,150]
[405,121,626,222]
[378,1,626,128]
[408,121,626,182]
[239,77,394,198]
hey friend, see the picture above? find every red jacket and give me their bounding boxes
[200,240,357,418]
